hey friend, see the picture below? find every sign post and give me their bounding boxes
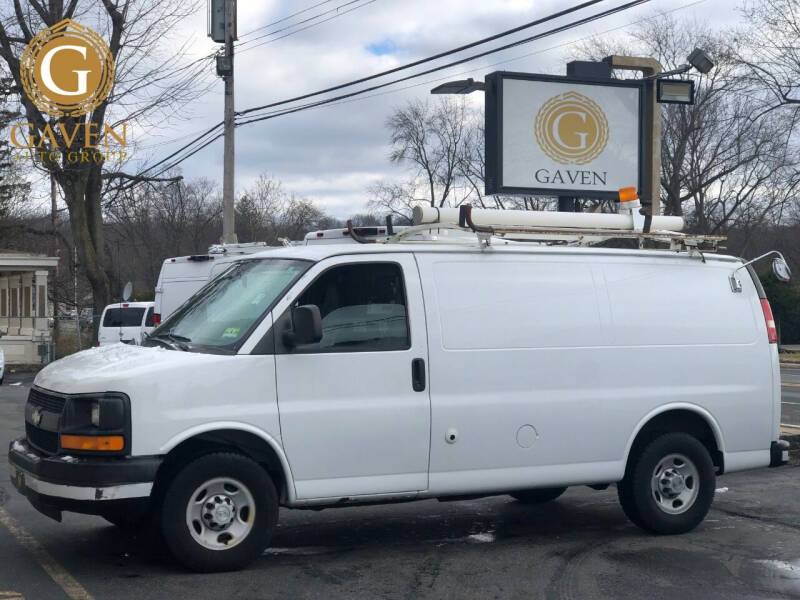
[484,71,644,200]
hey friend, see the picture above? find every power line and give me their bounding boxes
[237,0,607,118]
[238,0,338,39]
[237,0,653,125]
[237,0,374,51]
[144,0,607,176]
[145,0,652,178]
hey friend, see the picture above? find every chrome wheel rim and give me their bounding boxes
[650,453,699,515]
[186,477,255,551]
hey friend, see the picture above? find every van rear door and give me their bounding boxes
[98,305,147,345]
[273,253,430,499]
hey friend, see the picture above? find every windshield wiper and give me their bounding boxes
[149,331,192,351]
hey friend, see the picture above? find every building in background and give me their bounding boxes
[0,250,58,364]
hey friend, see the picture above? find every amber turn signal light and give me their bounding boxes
[618,187,638,202]
[60,435,124,451]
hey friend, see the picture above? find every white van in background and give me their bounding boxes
[153,243,281,325]
[97,302,155,346]
[153,229,403,324]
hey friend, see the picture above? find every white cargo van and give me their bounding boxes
[97,302,155,346]
[9,233,791,572]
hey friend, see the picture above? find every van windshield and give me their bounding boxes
[146,258,310,354]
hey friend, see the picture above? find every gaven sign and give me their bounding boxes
[485,71,643,198]
[11,18,127,165]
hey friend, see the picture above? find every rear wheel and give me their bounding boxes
[511,487,567,504]
[618,432,715,534]
[160,452,278,572]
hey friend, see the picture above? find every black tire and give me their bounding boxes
[618,432,715,535]
[160,452,278,572]
[511,487,567,504]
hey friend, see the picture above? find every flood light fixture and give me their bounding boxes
[657,79,696,104]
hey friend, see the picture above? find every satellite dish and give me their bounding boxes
[122,281,133,302]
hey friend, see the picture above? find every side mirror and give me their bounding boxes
[772,257,792,282]
[284,304,322,347]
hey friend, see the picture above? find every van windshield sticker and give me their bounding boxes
[222,327,241,339]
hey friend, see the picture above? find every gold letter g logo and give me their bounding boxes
[40,45,90,96]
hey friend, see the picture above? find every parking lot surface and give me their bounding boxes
[1,369,799,600]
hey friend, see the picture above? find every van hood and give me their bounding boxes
[35,344,233,395]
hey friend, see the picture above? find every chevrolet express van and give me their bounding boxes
[9,241,790,572]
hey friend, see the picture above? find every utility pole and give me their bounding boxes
[73,245,81,351]
[221,0,238,244]
[50,173,59,340]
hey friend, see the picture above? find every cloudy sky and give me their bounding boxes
[130,0,743,218]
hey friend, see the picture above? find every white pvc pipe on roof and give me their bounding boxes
[412,206,684,232]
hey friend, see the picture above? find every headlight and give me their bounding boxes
[60,393,130,454]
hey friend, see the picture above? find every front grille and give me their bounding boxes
[28,388,66,413]
[26,422,60,454]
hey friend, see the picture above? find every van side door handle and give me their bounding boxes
[411,358,426,392]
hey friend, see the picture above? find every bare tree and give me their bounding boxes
[0,0,209,320]
[737,0,800,110]
[572,15,800,234]
[386,98,476,208]
[235,174,336,244]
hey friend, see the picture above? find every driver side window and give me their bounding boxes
[291,262,410,353]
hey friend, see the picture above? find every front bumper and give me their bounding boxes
[8,438,161,521]
[770,440,790,467]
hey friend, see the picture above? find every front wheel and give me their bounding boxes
[510,487,567,504]
[160,452,278,572]
[618,432,715,534]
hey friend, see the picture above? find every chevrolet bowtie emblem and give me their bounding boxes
[31,407,43,427]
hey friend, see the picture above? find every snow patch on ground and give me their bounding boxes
[756,559,800,577]
[264,546,336,556]
[466,532,496,544]
[715,487,729,493]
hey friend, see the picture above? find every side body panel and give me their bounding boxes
[415,251,771,496]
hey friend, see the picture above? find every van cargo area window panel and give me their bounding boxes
[484,71,645,199]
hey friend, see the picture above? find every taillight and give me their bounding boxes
[760,298,778,344]
[153,313,161,326]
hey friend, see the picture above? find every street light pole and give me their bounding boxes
[221,0,238,244]
[604,55,663,217]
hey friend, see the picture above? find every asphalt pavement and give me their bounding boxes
[1,369,799,600]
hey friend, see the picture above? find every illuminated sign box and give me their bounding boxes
[485,71,644,199]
